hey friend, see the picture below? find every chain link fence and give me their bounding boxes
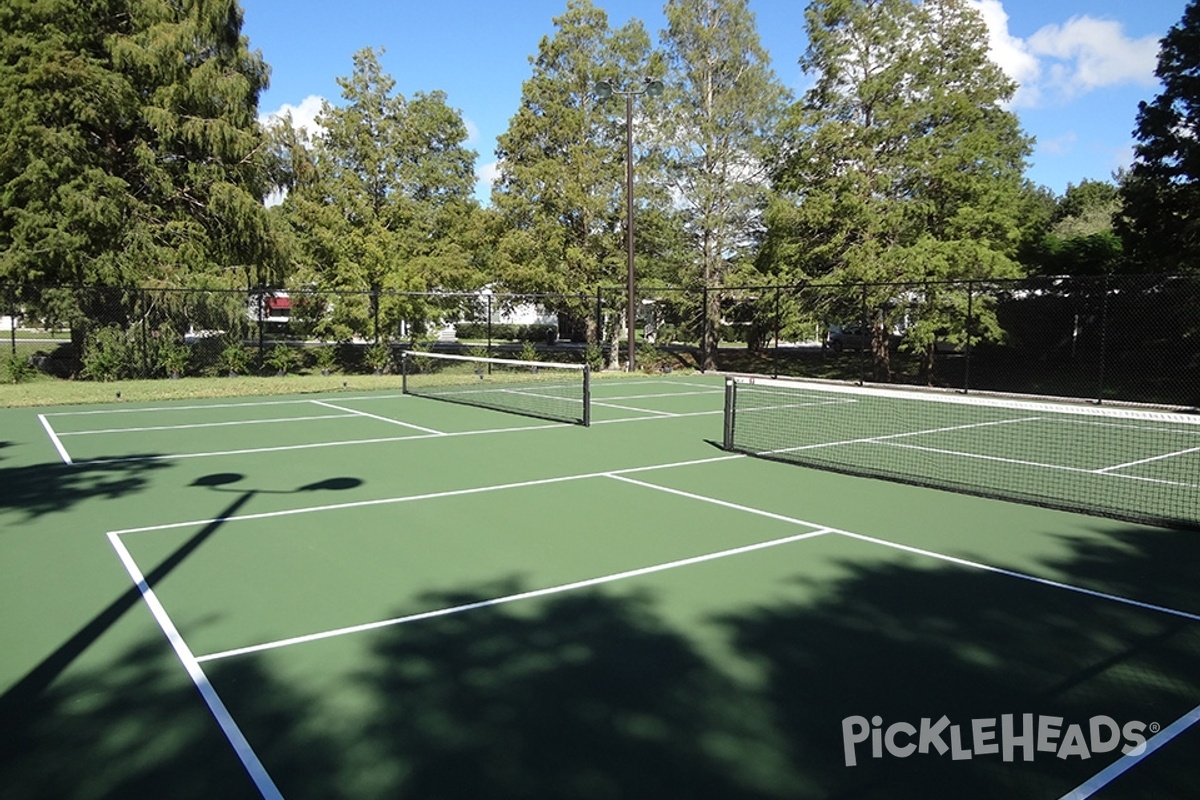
[0,286,611,381]
[601,274,1200,409]
[4,275,1198,408]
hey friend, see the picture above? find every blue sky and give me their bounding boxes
[241,0,1187,202]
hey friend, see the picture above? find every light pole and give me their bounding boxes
[594,77,662,372]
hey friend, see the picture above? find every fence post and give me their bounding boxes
[964,281,974,394]
[256,291,265,372]
[594,287,603,356]
[859,284,868,385]
[772,285,781,379]
[1097,273,1110,404]
[140,289,151,378]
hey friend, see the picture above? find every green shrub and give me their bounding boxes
[365,342,392,373]
[265,345,296,375]
[637,342,672,373]
[518,341,539,363]
[584,343,604,372]
[453,322,558,342]
[218,341,251,375]
[4,354,36,383]
[157,336,190,377]
[81,326,132,381]
[314,345,337,374]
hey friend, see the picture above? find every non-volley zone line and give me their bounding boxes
[140,458,1200,663]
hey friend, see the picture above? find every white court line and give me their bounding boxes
[108,453,746,536]
[608,473,834,527]
[196,524,834,662]
[592,409,723,424]
[879,442,1200,490]
[311,400,445,435]
[106,531,283,800]
[38,414,72,465]
[72,407,723,465]
[831,528,1200,623]
[77,421,565,465]
[56,414,358,436]
[1058,702,1200,800]
[1097,446,1200,474]
[592,401,674,417]
[43,394,407,417]
[595,389,722,401]
[764,416,1042,457]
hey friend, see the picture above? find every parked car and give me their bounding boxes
[824,324,901,352]
[825,324,869,352]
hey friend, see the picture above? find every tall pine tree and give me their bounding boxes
[1117,0,1200,273]
[277,47,481,343]
[492,0,657,351]
[767,0,1031,380]
[0,0,278,292]
[658,0,790,369]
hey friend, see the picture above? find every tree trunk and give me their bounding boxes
[870,314,892,382]
[702,289,720,371]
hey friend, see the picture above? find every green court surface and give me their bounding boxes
[1,373,1198,799]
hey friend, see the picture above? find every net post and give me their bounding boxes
[582,364,591,427]
[722,377,736,450]
[400,350,409,394]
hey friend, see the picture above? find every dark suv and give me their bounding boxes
[824,324,870,352]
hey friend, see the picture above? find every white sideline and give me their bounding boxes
[1057,702,1200,799]
[310,399,445,435]
[38,413,72,465]
[106,531,283,800]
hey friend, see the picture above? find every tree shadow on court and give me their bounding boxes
[352,581,801,800]
[0,456,171,519]
[340,524,1200,800]
[718,522,1200,799]
[0,631,344,800]
[4,519,1198,799]
[0,472,366,800]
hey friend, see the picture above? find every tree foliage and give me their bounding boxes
[657,0,791,369]
[0,0,278,293]
[274,47,483,342]
[1024,179,1123,276]
[766,0,1032,379]
[1117,0,1200,272]
[491,0,660,350]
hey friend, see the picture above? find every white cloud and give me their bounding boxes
[1038,131,1078,156]
[463,117,481,146]
[968,1,1160,107]
[477,160,501,187]
[259,94,327,137]
[970,0,1042,105]
[1028,16,1160,98]
[475,160,502,204]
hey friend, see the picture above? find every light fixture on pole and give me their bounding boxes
[594,77,662,372]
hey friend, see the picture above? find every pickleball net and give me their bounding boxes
[723,376,1200,529]
[402,350,590,426]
